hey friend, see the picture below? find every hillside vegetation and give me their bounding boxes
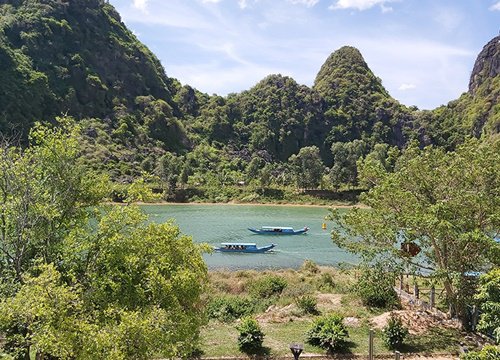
[0,0,498,197]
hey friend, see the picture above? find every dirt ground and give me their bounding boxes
[370,309,462,335]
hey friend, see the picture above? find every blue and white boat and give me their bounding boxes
[248,226,309,235]
[214,242,276,253]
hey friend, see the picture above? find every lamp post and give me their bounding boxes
[289,343,303,360]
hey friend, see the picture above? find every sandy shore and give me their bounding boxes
[133,201,368,209]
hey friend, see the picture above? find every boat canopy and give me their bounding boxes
[262,226,294,230]
[220,242,256,246]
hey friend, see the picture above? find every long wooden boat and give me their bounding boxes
[214,242,276,253]
[248,226,309,235]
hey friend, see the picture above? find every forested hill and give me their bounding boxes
[0,0,187,149]
[0,0,498,183]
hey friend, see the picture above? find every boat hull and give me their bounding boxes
[248,227,308,235]
[214,243,276,253]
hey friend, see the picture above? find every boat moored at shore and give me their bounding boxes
[248,226,309,235]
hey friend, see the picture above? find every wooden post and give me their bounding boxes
[414,283,419,299]
[395,351,401,360]
[430,286,435,308]
[399,274,404,290]
[368,329,374,360]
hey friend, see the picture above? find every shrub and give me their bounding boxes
[236,317,265,354]
[305,313,349,352]
[382,314,408,350]
[355,266,399,309]
[301,259,319,274]
[460,345,500,360]
[249,275,287,299]
[206,296,256,322]
[318,273,336,291]
[295,295,319,315]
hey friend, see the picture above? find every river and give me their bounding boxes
[141,204,358,270]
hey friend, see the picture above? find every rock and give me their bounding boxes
[469,36,500,94]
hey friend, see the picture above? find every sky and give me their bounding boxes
[108,0,500,110]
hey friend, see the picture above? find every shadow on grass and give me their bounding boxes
[326,340,356,356]
[241,346,272,357]
[399,327,460,353]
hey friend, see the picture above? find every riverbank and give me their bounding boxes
[135,200,368,209]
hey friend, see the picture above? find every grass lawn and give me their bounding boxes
[200,320,462,357]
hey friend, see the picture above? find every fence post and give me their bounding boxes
[368,329,374,360]
[399,274,404,290]
[414,283,419,299]
[430,286,435,308]
[395,350,401,360]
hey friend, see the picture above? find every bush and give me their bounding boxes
[460,345,500,360]
[206,296,255,322]
[295,295,319,315]
[355,266,399,309]
[236,317,265,354]
[249,275,287,299]
[382,314,408,350]
[301,259,319,274]
[318,273,336,291]
[305,313,349,352]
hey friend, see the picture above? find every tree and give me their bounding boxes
[288,146,324,189]
[0,120,209,359]
[0,118,106,285]
[330,138,500,319]
[0,264,86,360]
[475,268,500,343]
[1,206,209,359]
[157,151,183,194]
[329,140,366,189]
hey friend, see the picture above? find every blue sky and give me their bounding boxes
[108,0,500,110]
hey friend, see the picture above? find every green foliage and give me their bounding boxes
[249,275,288,299]
[355,265,399,309]
[305,313,349,352]
[235,317,265,354]
[382,314,409,350]
[329,140,366,188]
[289,145,325,189]
[0,0,498,195]
[295,295,319,315]
[0,121,208,359]
[331,137,500,319]
[318,273,336,291]
[301,259,320,274]
[0,118,107,287]
[0,264,85,359]
[207,296,256,323]
[460,345,500,360]
[475,268,500,343]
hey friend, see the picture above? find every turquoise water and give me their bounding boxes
[141,204,358,270]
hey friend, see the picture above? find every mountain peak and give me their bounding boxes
[313,45,389,107]
[469,35,500,94]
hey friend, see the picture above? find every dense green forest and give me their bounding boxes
[0,0,498,200]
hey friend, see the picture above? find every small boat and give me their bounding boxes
[214,242,276,253]
[248,226,309,235]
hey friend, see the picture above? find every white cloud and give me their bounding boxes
[433,7,463,32]
[287,0,320,7]
[122,1,212,29]
[398,83,416,91]
[238,0,248,9]
[132,0,148,13]
[329,0,397,11]
[490,1,500,11]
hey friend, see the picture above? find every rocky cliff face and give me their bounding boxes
[469,35,500,94]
